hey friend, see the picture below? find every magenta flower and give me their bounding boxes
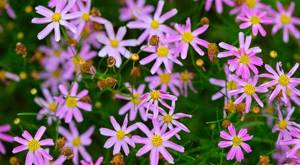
[31,0,80,41]
[280,132,300,159]
[119,0,154,22]
[140,44,183,74]
[272,144,291,164]
[115,83,147,121]
[205,0,234,14]
[57,82,92,123]
[179,70,197,97]
[0,0,16,19]
[81,156,103,165]
[127,0,177,43]
[0,124,13,154]
[0,70,20,82]
[59,122,95,164]
[12,126,54,165]
[167,18,209,59]
[237,8,272,37]
[271,2,300,43]
[218,124,253,162]
[260,62,300,104]
[229,76,268,113]
[98,23,138,67]
[218,32,263,79]
[100,115,137,155]
[132,120,184,165]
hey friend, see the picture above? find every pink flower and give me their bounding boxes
[140,44,183,74]
[119,0,154,22]
[81,156,103,165]
[127,0,177,44]
[237,8,273,37]
[12,126,54,165]
[166,18,209,59]
[31,0,80,41]
[115,83,147,121]
[218,124,253,162]
[230,0,268,16]
[271,2,300,43]
[0,70,20,82]
[205,0,234,13]
[260,62,300,104]
[218,32,263,79]
[0,124,13,154]
[59,122,95,164]
[100,115,137,155]
[98,23,138,67]
[132,119,184,165]
[57,82,92,123]
[0,0,16,19]
[280,132,300,159]
[229,76,268,113]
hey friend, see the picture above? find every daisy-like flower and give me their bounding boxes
[140,44,183,74]
[218,32,263,79]
[139,89,177,118]
[98,23,138,68]
[280,132,300,159]
[81,156,103,165]
[115,83,147,121]
[100,115,137,155]
[31,0,80,41]
[119,0,154,22]
[145,69,181,96]
[229,76,267,113]
[34,88,59,125]
[127,0,177,43]
[271,2,300,43]
[237,8,272,37]
[57,82,92,123]
[166,18,209,59]
[132,119,184,165]
[218,124,253,162]
[260,62,300,104]
[0,124,13,154]
[179,70,197,97]
[205,0,234,14]
[12,126,54,165]
[0,70,19,82]
[0,0,16,19]
[59,122,95,164]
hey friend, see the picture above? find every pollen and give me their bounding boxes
[116,130,126,140]
[81,13,90,22]
[48,102,57,112]
[150,90,161,100]
[163,114,173,124]
[180,71,191,82]
[278,120,288,130]
[250,16,260,25]
[232,136,242,146]
[28,139,40,151]
[181,31,194,43]
[278,74,290,86]
[66,96,78,108]
[244,83,255,95]
[280,14,291,25]
[110,39,119,48]
[151,134,163,147]
[150,20,160,29]
[160,73,171,84]
[156,46,169,57]
[72,137,81,147]
[52,13,62,22]
[239,54,250,65]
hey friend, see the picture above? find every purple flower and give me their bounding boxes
[57,82,92,123]
[98,23,138,67]
[12,126,54,165]
[59,122,95,164]
[229,76,268,113]
[179,70,197,97]
[260,62,300,104]
[115,83,147,121]
[0,70,20,82]
[230,0,268,16]
[271,2,300,43]
[218,32,263,79]
[119,0,154,22]
[279,131,300,160]
[0,124,13,154]
[31,0,80,41]
[205,0,234,13]
[127,0,177,44]
[100,115,137,155]
[0,0,16,19]
[132,119,184,165]
[81,156,103,165]
[218,124,253,162]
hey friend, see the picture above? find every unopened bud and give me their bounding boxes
[68,38,77,46]
[80,95,91,103]
[9,156,19,165]
[236,103,246,114]
[259,155,270,165]
[111,153,125,165]
[149,35,160,46]
[15,42,27,56]
[252,106,260,114]
[270,50,277,58]
[60,147,73,160]
[222,120,231,129]
[200,17,209,25]
[131,53,139,61]
[130,66,141,77]
[107,56,116,68]
[56,137,66,150]
[207,43,218,62]
[91,7,101,17]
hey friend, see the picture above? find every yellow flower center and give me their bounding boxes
[53,50,61,57]
[250,16,260,24]
[48,102,57,112]
[181,31,194,43]
[232,136,243,146]
[52,13,62,22]
[180,71,190,82]
[110,39,119,48]
[278,120,288,130]
[244,83,255,95]
[116,130,126,140]
[150,90,161,100]
[72,137,81,147]
[72,55,85,65]
[278,74,290,86]
[156,46,169,57]
[131,94,141,105]
[280,14,291,25]
[151,134,163,147]
[227,81,237,90]
[245,0,256,9]
[28,139,40,151]
[81,13,90,22]
[286,88,292,96]
[163,114,173,124]
[239,54,250,65]
[0,70,6,80]
[160,73,171,84]
[65,96,78,108]
[52,70,61,78]
[150,20,160,29]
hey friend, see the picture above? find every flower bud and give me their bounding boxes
[9,157,19,165]
[60,147,73,160]
[130,66,141,78]
[68,38,77,46]
[207,43,218,62]
[15,42,27,57]
[111,153,125,165]
[252,106,260,114]
[270,50,277,58]
[259,155,270,165]
[107,56,116,68]
[149,35,160,46]
[222,120,231,129]
[200,17,209,25]
[56,137,66,150]
[236,103,246,114]
[131,53,139,61]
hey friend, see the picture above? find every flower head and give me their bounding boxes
[119,0,154,22]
